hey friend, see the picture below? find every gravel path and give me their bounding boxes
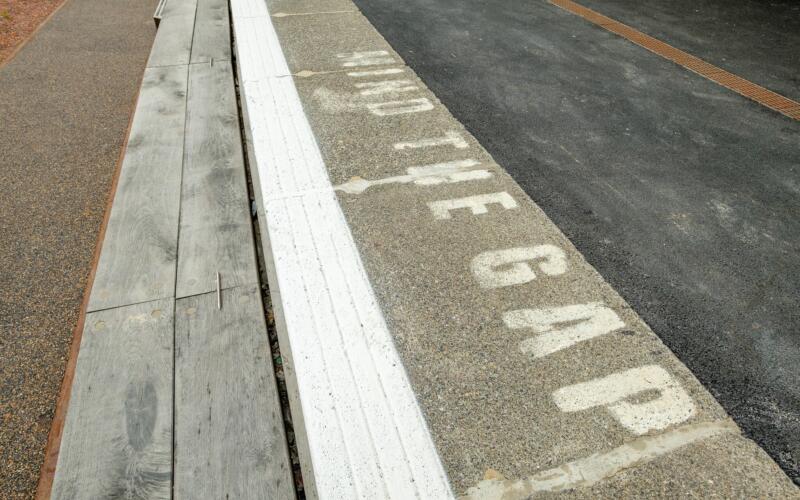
[0,0,156,496]
[0,0,65,64]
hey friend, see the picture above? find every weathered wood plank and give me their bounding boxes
[176,60,257,298]
[51,298,174,499]
[174,285,294,498]
[190,0,232,63]
[87,65,187,312]
[147,0,198,68]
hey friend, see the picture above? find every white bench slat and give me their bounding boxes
[87,65,187,312]
[176,60,257,298]
[52,299,174,499]
[174,285,295,498]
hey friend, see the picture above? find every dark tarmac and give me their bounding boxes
[577,0,800,101]
[352,0,800,484]
[0,0,156,496]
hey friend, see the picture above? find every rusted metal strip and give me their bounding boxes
[549,0,800,121]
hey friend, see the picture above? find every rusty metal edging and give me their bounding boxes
[549,0,800,121]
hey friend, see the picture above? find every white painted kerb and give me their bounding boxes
[230,3,454,498]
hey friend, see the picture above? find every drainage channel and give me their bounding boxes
[228,6,306,497]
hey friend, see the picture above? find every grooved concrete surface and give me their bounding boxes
[0,0,157,496]
[351,0,800,484]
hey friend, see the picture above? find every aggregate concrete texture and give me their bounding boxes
[0,0,157,496]
[351,0,800,484]
[267,3,799,495]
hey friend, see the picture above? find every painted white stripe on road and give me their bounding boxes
[462,419,739,499]
[348,68,405,77]
[334,159,491,194]
[230,4,454,499]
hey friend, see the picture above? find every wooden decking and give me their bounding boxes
[50,0,295,497]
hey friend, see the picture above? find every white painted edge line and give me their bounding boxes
[229,2,455,499]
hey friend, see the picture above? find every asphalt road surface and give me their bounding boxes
[352,0,800,484]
